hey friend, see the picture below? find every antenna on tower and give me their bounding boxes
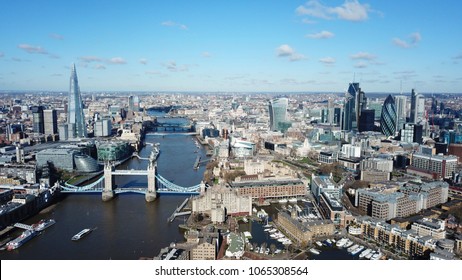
[400,80,402,95]
[353,72,356,83]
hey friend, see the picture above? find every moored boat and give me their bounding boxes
[309,248,321,255]
[32,219,56,232]
[350,245,364,255]
[336,238,347,247]
[6,229,38,250]
[315,241,323,247]
[359,248,372,258]
[343,240,354,248]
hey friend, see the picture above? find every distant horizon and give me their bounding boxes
[1,89,461,96]
[1,1,461,93]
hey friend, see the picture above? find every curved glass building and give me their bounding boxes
[380,94,397,137]
[268,97,288,132]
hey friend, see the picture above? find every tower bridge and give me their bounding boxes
[60,155,202,202]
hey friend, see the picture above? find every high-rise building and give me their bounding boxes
[401,123,423,144]
[128,95,140,112]
[394,95,407,130]
[268,97,289,132]
[358,109,375,132]
[31,106,44,133]
[67,64,87,139]
[43,109,58,135]
[410,89,425,124]
[380,95,397,137]
[342,83,365,131]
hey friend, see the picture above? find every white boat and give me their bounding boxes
[343,240,354,248]
[347,244,359,253]
[336,238,347,247]
[315,241,323,247]
[288,198,297,203]
[350,245,364,255]
[242,217,248,223]
[371,251,383,260]
[359,248,372,258]
[309,248,321,255]
[365,250,375,259]
[278,198,288,204]
[71,228,92,241]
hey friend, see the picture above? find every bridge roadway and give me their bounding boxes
[111,169,149,176]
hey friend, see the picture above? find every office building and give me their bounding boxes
[394,95,407,130]
[67,64,87,139]
[43,109,58,135]
[401,123,423,144]
[31,106,44,134]
[380,94,397,137]
[358,109,375,132]
[410,89,425,124]
[268,97,289,132]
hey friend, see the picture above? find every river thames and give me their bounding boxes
[1,116,206,260]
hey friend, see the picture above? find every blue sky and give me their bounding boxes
[1,0,461,93]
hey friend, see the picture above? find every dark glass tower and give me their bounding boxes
[67,64,87,138]
[342,82,364,131]
[380,94,397,137]
[31,106,44,133]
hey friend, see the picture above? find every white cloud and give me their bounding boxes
[276,44,306,62]
[354,61,368,68]
[79,56,103,63]
[306,30,334,39]
[331,0,370,21]
[139,58,148,65]
[161,21,188,30]
[296,0,372,22]
[350,52,376,60]
[162,61,190,72]
[393,32,422,48]
[49,33,64,40]
[319,57,336,65]
[18,44,48,54]
[108,57,127,64]
[201,52,211,58]
[94,64,106,70]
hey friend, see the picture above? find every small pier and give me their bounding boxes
[13,223,33,231]
[168,198,190,223]
[193,155,201,169]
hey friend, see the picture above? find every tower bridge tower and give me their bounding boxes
[102,161,114,201]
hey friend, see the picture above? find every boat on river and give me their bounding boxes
[71,228,93,241]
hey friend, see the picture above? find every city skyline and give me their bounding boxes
[1,1,462,93]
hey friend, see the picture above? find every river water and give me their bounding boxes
[1,115,206,260]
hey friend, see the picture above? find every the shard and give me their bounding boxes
[67,64,87,138]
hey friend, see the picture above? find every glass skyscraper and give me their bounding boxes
[67,64,87,139]
[380,94,397,137]
[342,82,363,131]
[268,97,288,132]
[410,89,425,124]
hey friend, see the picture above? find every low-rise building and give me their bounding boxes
[277,211,334,245]
[228,178,306,200]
